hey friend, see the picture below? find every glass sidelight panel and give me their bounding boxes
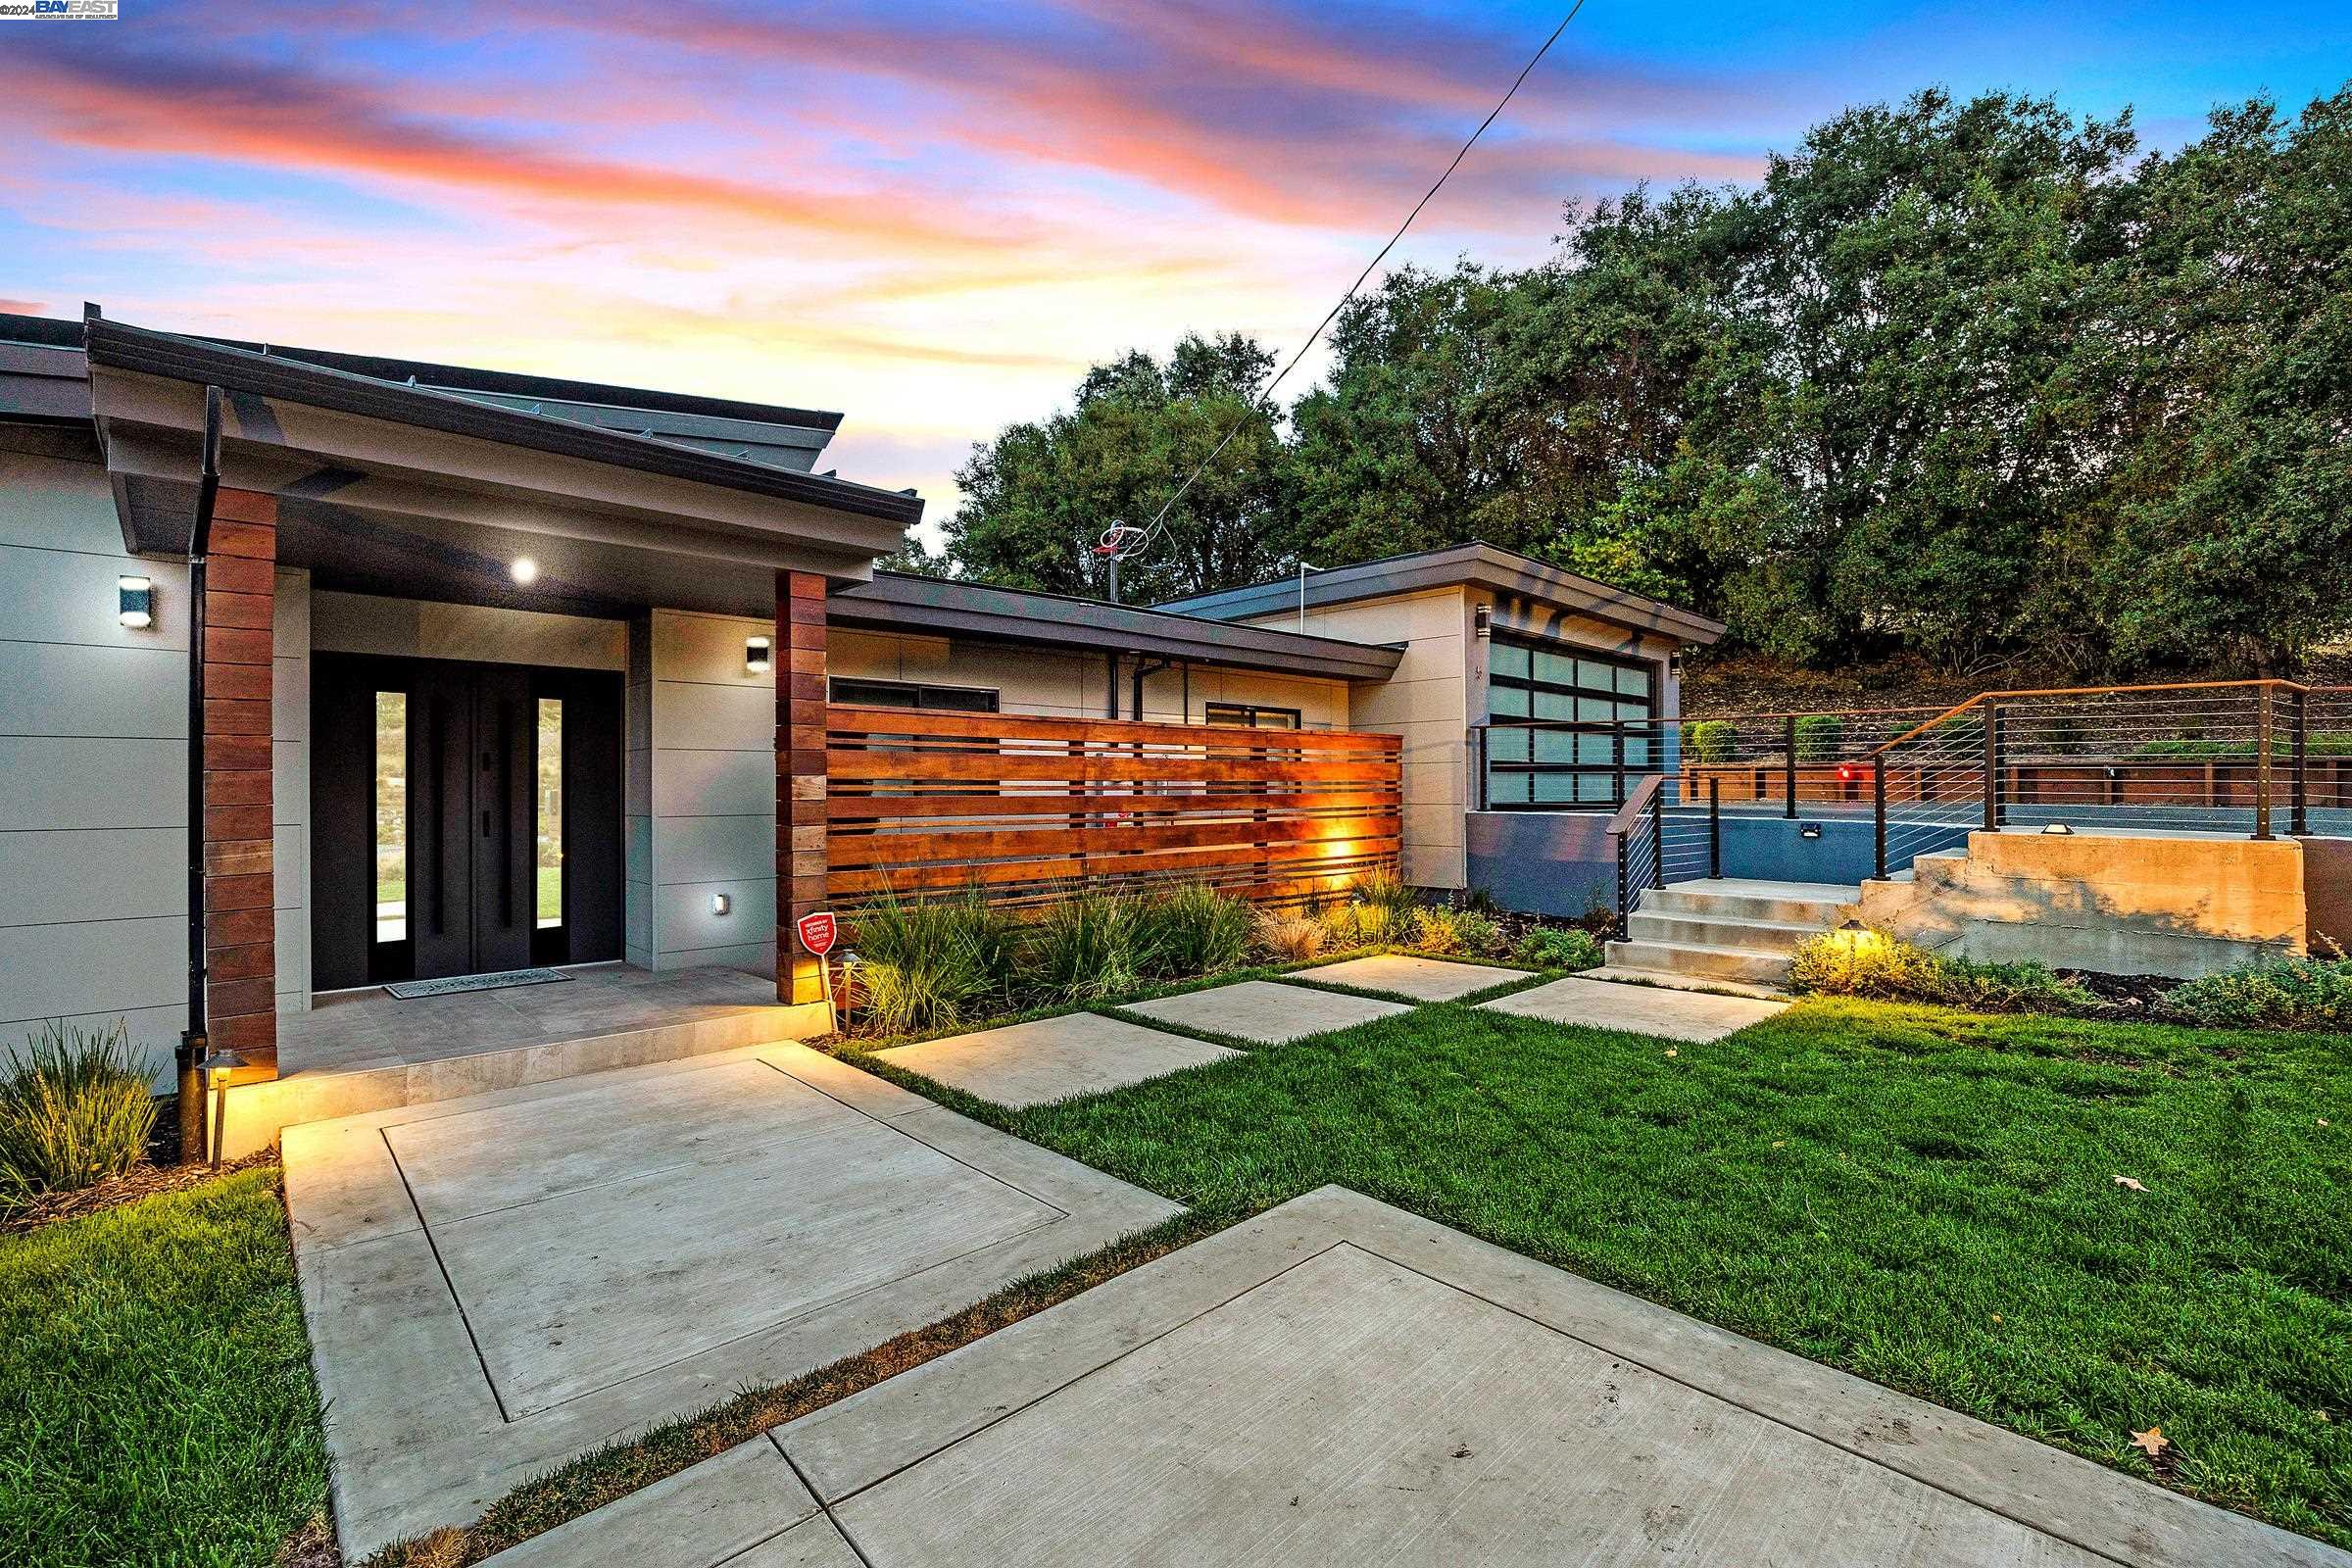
[536,698,564,928]
[375,692,407,944]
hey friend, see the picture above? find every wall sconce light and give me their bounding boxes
[745,635,772,674]
[510,556,539,585]
[118,575,154,629]
[1799,822,1823,840]
[710,892,732,916]
[1472,603,1492,640]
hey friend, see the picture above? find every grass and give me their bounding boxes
[984,997,2352,1546]
[0,1166,328,1568]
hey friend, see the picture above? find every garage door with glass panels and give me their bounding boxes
[1484,638,1658,808]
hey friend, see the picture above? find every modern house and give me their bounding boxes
[0,310,1728,1133]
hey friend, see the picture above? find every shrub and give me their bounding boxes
[2163,951,2352,1031]
[0,1020,156,1206]
[1411,906,1464,955]
[849,891,999,1034]
[1147,884,1253,978]
[1344,901,1398,946]
[1354,869,1420,919]
[1255,909,1328,962]
[1683,719,1736,763]
[1793,713,1844,762]
[1449,907,1505,958]
[1787,930,2102,1014]
[1513,926,1603,971]
[1029,893,1156,1001]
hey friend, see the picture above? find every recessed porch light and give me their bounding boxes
[510,557,539,585]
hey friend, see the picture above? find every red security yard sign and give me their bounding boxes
[796,909,838,956]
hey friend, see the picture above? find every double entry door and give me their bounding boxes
[312,655,621,990]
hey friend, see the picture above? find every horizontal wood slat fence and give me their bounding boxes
[822,706,1402,910]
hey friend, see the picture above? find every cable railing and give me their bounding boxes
[1487,679,2351,907]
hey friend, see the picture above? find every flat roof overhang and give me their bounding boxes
[1159,541,1729,647]
[83,318,922,619]
[828,573,1405,682]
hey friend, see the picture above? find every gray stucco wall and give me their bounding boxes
[0,452,189,1080]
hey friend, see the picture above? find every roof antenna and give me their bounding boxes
[1091,522,1150,604]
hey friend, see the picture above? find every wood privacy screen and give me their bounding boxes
[823,707,1402,909]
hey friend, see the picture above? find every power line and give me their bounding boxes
[1103,0,1592,574]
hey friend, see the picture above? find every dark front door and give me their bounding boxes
[313,655,622,990]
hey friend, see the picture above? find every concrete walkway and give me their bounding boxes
[1480,972,1788,1042]
[285,1042,1180,1558]
[876,1011,1241,1106]
[1121,978,1413,1043]
[501,1188,2344,1567]
[1302,953,1527,1001]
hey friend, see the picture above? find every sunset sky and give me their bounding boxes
[3,1,2346,540]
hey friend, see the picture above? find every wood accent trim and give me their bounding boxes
[825,708,1402,911]
[203,489,278,1078]
[777,570,830,1006]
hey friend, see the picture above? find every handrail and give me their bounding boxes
[1872,694,1986,757]
[1604,770,1665,838]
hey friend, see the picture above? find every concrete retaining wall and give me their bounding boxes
[2301,836,2352,952]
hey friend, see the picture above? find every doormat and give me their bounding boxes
[384,968,572,1000]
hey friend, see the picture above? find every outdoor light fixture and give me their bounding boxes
[1800,822,1823,840]
[1473,603,1493,640]
[2042,821,2075,835]
[203,1049,246,1166]
[745,635,772,674]
[117,574,153,628]
[710,892,731,916]
[510,556,539,585]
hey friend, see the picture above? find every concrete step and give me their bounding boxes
[1644,882,1857,926]
[1604,938,1791,986]
[1626,910,1822,954]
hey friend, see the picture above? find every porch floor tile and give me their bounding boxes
[876,1011,1239,1107]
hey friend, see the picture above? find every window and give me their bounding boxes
[829,677,999,712]
[535,697,564,929]
[1483,637,1658,810]
[1204,702,1300,730]
[373,692,407,944]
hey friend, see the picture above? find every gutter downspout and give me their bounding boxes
[177,385,223,1164]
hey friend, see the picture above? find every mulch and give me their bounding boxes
[1,1149,279,1237]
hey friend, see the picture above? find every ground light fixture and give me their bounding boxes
[510,556,539,585]
[745,635,772,673]
[203,1049,246,1166]
[2042,821,2076,835]
[118,574,154,628]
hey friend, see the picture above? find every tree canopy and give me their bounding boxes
[918,85,2352,676]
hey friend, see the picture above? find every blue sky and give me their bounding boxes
[1,0,2344,525]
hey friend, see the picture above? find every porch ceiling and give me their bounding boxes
[85,316,921,616]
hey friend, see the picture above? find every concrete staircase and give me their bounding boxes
[1601,878,1860,992]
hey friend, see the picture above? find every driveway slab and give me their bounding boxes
[762,1188,2340,1568]
[1303,953,1526,1001]
[1119,978,1412,1044]
[876,1011,1240,1106]
[1479,972,1788,1042]
[284,1042,1181,1558]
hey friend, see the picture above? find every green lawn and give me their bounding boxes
[0,1168,328,1568]
[982,996,2352,1546]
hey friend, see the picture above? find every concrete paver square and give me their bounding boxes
[284,1042,1182,1559]
[1479,972,1788,1042]
[876,1011,1239,1106]
[767,1188,2342,1568]
[1120,978,1411,1044]
[1303,953,1526,1001]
